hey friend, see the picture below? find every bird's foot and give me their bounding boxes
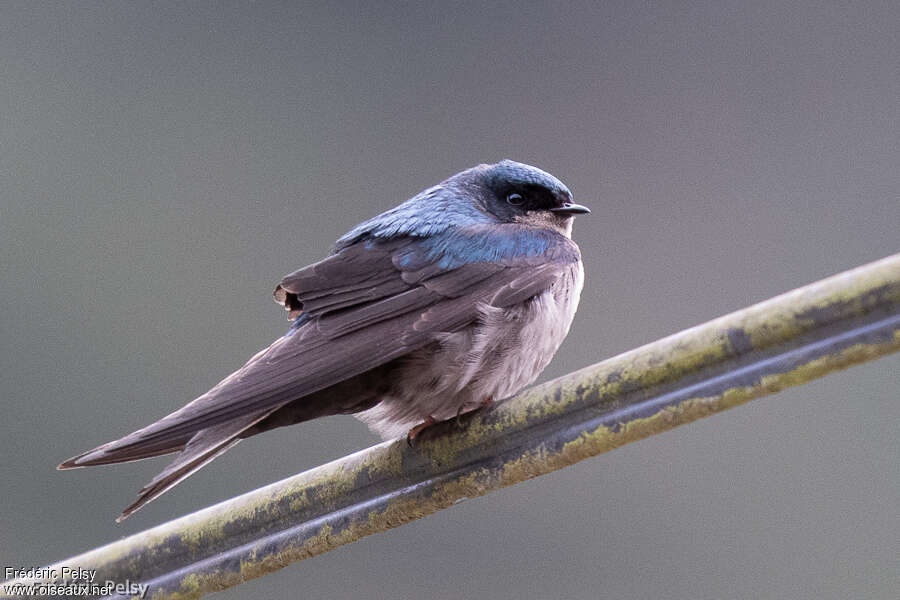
[407,416,438,446]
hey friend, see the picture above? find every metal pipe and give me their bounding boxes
[3,253,899,600]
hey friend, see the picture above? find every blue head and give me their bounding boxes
[335,160,588,249]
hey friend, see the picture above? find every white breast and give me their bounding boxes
[357,260,585,439]
[473,259,585,400]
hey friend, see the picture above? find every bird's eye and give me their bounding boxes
[506,193,525,205]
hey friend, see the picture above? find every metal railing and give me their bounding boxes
[3,253,899,600]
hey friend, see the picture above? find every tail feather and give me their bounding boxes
[58,436,192,470]
[56,368,382,519]
[116,409,279,521]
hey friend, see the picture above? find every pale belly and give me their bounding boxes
[357,261,584,439]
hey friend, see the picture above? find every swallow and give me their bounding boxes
[59,159,589,521]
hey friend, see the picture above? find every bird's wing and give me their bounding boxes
[61,228,580,468]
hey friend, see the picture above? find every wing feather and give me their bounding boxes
[64,228,580,466]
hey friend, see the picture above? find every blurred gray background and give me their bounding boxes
[2,2,898,598]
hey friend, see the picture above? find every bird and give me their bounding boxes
[58,159,590,521]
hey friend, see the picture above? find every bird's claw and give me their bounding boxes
[407,416,437,446]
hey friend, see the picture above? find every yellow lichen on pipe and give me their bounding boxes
[2,254,899,600]
[223,323,900,596]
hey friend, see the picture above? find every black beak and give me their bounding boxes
[550,202,591,215]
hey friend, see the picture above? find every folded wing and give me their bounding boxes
[60,226,579,518]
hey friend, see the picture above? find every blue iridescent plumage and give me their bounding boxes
[395,227,557,270]
[336,160,572,249]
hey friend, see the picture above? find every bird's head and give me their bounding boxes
[454,160,589,235]
[335,159,588,249]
